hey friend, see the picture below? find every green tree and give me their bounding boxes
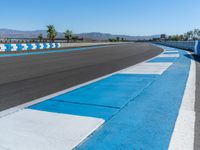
[72,36,79,42]
[116,37,120,41]
[47,25,57,42]
[64,30,73,43]
[38,34,43,42]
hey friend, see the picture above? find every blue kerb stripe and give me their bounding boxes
[30,100,119,120]
[42,74,155,108]
[29,74,156,120]
[27,43,33,50]
[36,43,41,49]
[149,57,178,62]
[77,48,191,150]
[4,44,12,52]
[43,43,47,49]
[16,44,23,51]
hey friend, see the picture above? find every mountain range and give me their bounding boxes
[0,29,160,41]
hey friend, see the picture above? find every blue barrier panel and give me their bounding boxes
[49,43,53,48]
[43,43,47,49]
[16,44,23,51]
[27,43,33,50]
[4,44,12,52]
[36,43,41,49]
[55,43,59,48]
[195,40,200,56]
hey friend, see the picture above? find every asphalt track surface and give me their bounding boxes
[0,43,162,111]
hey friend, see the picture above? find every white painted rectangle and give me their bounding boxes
[119,62,172,75]
[0,109,104,150]
[157,54,180,58]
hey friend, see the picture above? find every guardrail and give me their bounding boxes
[0,43,61,52]
[154,40,200,56]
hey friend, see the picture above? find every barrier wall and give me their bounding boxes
[195,40,200,55]
[0,43,61,52]
[154,41,200,56]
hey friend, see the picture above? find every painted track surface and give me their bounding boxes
[0,43,162,111]
[0,45,193,150]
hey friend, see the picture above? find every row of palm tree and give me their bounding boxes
[38,25,76,42]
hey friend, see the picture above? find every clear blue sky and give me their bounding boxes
[1,0,200,35]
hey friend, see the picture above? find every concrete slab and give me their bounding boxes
[0,109,104,150]
[49,74,155,108]
[119,62,172,75]
[158,54,180,58]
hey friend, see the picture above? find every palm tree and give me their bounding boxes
[47,25,57,42]
[38,34,43,42]
[64,30,73,43]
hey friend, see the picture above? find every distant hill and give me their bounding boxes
[0,29,160,40]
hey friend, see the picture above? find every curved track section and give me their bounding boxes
[0,43,162,111]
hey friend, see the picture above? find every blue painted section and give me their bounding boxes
[26,43,33,50]
[29,74,156,120]
[16,44,23,51]
[0,45,114,58]
[47,74,155,108]
[36,43,41,49]
[49,43,53,48]
[4,44,12,52]
[77,48,191,150]
[29,100,119,120]
[43,43,48,49]
[55,43,59,48]
[149,57,178,62]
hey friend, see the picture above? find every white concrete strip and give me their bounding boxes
[157,54,180,58]
[0,109,104,150]
[164,50,178,53]
[169,55,196,150]
[119,62,172,75]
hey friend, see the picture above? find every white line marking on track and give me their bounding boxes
[169,53,196,150]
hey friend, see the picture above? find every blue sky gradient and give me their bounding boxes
[1,0,200,35]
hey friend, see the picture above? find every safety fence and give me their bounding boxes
[0,43,61,52]
[154,40,200,56]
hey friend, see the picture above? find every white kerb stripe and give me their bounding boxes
[169,54,196,150]
[119,62,172,75]
[22,44,28,50]
[0,44,6,52]
[46,43,50,48]
[164,50,178,53]
[157,54,180,58]
[11,44,17,51]
[40,43,44,49]
[52,43,56,48]
[0,109,104,150]
[31,44,37,50]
